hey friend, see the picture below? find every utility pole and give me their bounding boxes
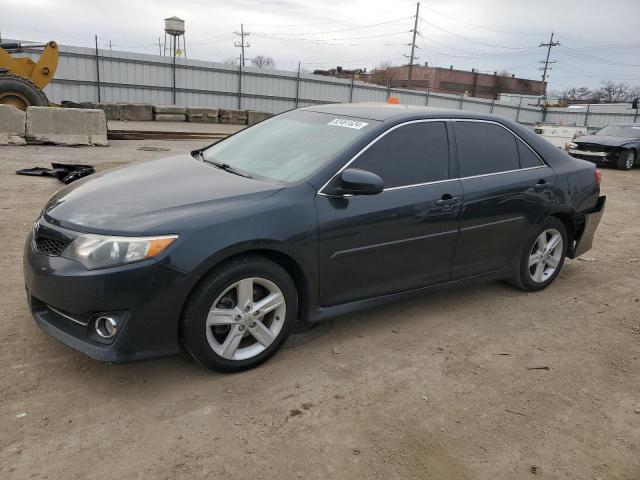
[406,1,421,81]
[539,32,560,102]
[234,24,251,67]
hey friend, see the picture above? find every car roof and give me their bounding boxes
[300,102,500,122]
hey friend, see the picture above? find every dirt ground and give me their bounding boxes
[0,139,638,480]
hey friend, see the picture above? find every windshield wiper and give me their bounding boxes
[191,150,253,179]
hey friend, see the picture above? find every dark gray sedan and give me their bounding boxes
[24,104,605,372]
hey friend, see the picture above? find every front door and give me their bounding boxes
[316,120,463,307]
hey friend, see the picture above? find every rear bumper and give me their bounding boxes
[24,231,199,362]
[570,195,606,259]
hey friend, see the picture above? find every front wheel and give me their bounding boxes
[510,218,568,292]
[181,256,298,372]
[617,150,636,170]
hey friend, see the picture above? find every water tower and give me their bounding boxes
[164,16,186,58]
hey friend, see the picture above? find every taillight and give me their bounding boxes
[595,169,602,186]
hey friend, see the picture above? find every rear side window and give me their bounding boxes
[517,140,544,168]
[453,122,519,177]
[350,122,449,189]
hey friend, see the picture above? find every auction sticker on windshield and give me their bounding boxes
[327,118,369,129]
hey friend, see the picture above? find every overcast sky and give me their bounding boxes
[1,0,638,91]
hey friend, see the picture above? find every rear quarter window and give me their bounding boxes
[517,140,544,168]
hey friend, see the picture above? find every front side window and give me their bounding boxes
[349,121,450,189]
[201,110,378,183]
[454,122,519,177]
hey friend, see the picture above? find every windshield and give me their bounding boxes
[596,125,640,138]
[201,110,378,183]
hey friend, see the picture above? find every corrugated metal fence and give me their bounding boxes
[30,43,640,129]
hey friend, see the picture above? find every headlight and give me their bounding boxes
[61,233,178,270]
[568,142,578,149]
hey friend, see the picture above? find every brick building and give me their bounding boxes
[368,65,545,100]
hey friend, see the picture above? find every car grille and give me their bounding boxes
[34,235,70,256]
[576,143,611,153]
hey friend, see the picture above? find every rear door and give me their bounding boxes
[316,120,463,307]
[451,120,555,279]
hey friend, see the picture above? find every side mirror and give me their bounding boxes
[336,168,384,195]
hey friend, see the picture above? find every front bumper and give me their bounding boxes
[23,229,199,362]
[568,149,618,164]
[570,195,606,259]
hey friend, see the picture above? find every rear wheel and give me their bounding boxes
[510,217,568,292]
[0,74,49,110]
[181,256,297,372]
[616,150,636,170]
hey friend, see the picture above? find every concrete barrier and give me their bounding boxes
[154,106,186,122]
[26,107,108,146]
[219,109,248,125]
[186,107,219,123]
[247,111,274,126]
[119,104,153,121]
[0,105,27,145]
[94,103,121,121]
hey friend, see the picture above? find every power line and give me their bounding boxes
[419,4,545,36]
[420,18,535,50]
[251,17,409,36]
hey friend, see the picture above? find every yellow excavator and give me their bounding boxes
[0,41,58,110]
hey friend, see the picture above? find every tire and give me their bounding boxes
[0,74,49,110]
[181,255,298,373]
[509,217,568,292]
[616,149,636,170]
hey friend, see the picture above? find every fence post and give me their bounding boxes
[237,60,242,110]
[94,35,101,102]
[584,103,591,129]
[459,93,464,110]
[295,62,301,108]
[425,89,430,106]
[349,71,355,103]
[634,104,639,123]
[515,97,523,123]
[490,98,495,114]
[386,84,391,101]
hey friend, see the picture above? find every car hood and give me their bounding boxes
[573,135,638,147]
[43,154,283,235]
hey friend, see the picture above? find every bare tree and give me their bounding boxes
[372,61,395,86]
[493,70,512,99]
[593,81,630,103]
[223,57,239,66]
[250,55,276,69]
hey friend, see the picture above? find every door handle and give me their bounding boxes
[533,180,548,191]
[435,194,460,206]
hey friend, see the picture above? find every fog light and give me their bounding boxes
[95,316,118,338]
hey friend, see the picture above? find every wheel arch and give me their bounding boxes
[181,245,313,326]
[550,211,577,256]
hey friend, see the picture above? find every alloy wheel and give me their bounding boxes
[205,277,286,361]
[528,228,563,283]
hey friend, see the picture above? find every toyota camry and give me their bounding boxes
[24,103,606,372]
